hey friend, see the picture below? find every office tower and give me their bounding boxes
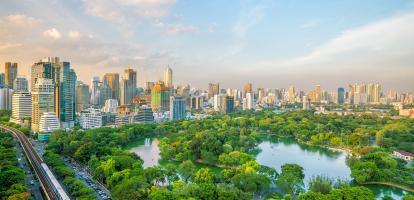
[38,112,60,141]
[76,82,90,112]
[31,78,55,133]
[0,87,13,110]
[170,95,186,120]
[102,99,118,113]
[145,81,155,94]
[120,68,137,105]
[31,57,76,128]
[374,84,381,104]
[10,91,32,125]
[243,93,254,110]
[136,105,154,123]
[347,85,354,104]
[5,62,18,89]
[103,73,120,100]
[13,76,28,92]
[244,83,253,96]
[90,77,102,106]
[302,96,311,110]
[164,66,173,87]
[337,87,345,104]
[208,83,220,99]
[225,95,234,114]
[151,82,170,113]
[79,108,102,129]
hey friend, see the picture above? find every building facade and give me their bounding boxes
[31,78,55,133]
[13,76,28,92]
[103,73,120,101]
[79,108,102,129]
[10,91,32,125]
[151,82,170,113]
[38,112,60,141]
[5,62,18,89]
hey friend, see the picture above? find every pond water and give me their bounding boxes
[130,136,411,199]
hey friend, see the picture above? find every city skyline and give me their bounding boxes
[1,0,414,91]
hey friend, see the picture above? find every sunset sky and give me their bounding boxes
[1,0,414,92]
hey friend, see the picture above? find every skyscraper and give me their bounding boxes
[10,91,32,125]
[151,81,170,113]
[243,93,254,110]
[164,66,173,87]
[244,83,252,96]
[302,96,311,110]
[337,87,345,104]
[170,95,186,120]
[31,57,76,128]
[13,76,28,92]
[0,73,5,88]
[374,84,381,104]
[103,73,120,101]
[225,95,235,114]
[208,83,220,99]
[90,76,102,106]
[76,82,90,112]
[213,94,224,112]
[31,78,55,133]
[120,68,137,105]
[5,62,18,89]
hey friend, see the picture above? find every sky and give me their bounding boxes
[0,0,414,92]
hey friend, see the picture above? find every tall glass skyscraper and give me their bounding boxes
[5,62,18,89]
[31,57,77,129]
[337,87,345,104]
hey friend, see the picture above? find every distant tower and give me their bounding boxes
[5,62,18,89]
[31,78,55,133]
[103,73,120,101]
[13,76,28,92]
[170,95,186,120]
[164,66,173,87]
[303,96,311,110]
[337,88,345,104]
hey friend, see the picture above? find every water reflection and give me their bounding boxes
[130,138,161,168]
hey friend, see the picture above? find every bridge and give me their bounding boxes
[0,124,70,200]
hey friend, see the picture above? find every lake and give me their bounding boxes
[130,136,411,199]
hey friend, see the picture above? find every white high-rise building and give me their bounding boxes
[243,93,254,110]
[302,96,311,110]
[79,108,102,129]
[102,99,118,113]
[31,78,54,133]
[0,87,13,110]
[213,94,224,112]
[164,66,173,87]
[10,91,32,125]
[38,112,60,141]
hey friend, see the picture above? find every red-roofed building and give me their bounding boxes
[393,150,414,161]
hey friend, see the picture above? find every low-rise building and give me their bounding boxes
[38,112,60,141]
[393,150,414,161]
[79,108,102,129]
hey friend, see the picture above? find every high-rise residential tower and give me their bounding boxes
[151,81,170,113]
[5,62,18,89]
[31,78,55,133]
[170,95,185,120]
[164,66,173,87]
[120,68,137,105]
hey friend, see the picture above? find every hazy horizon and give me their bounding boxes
[1,0,414,92]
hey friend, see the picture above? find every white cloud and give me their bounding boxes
[165,24,198,35]
[68,31,81,40]
[5,14,42,26]
[43,28,61,39]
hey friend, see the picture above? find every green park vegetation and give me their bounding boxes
[0,132,30,200]
[45,110,414,199]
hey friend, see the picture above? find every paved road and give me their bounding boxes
[0,125,70,200]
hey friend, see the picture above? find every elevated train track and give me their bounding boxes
[0,125,70,200]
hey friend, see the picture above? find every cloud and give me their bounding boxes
[0,42,22,51]
[4,14,42,26]
[68,31,81,40]
[43,28,61,39]
[83,0,176,23]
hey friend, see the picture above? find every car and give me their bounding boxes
[30,180,35,185]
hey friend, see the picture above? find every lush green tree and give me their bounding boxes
[178,160,196,182]
[308,175,333,194]
[276,164,305,200]
[194,168,214,184]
